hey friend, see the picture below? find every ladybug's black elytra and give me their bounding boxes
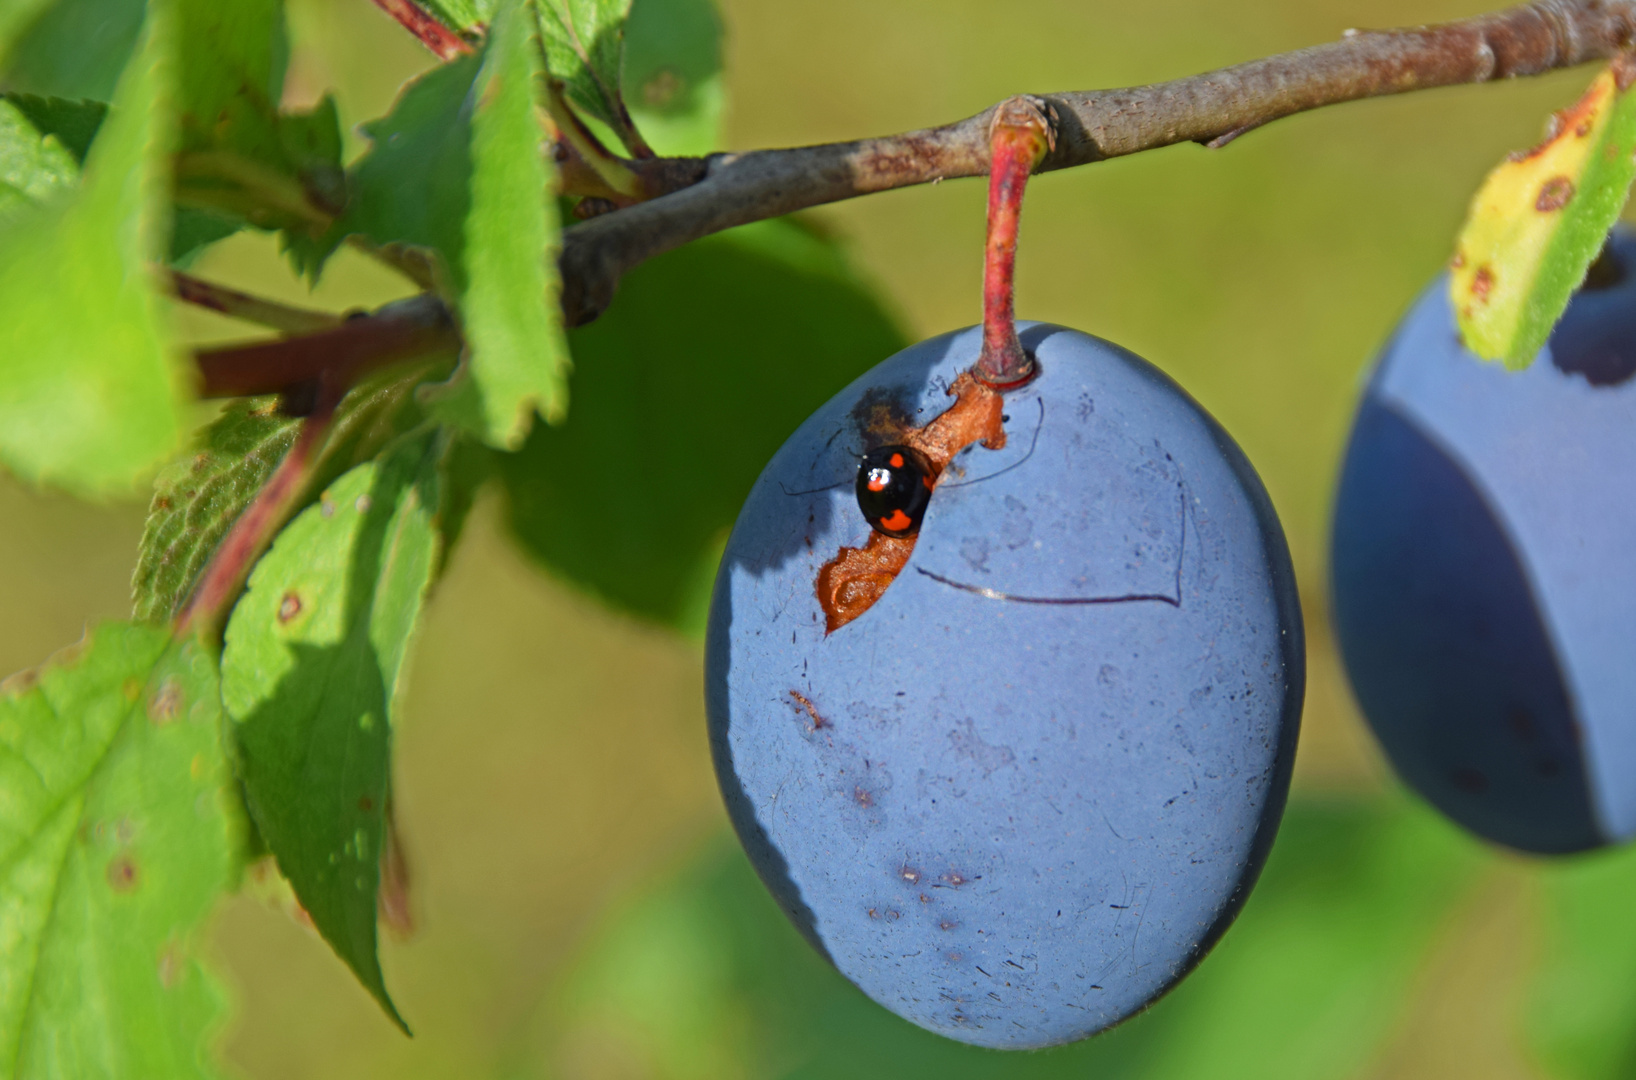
[855,444,935,538]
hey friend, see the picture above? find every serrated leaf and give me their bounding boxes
[1451,56,1636,369]
[425,0,568,447]
[0,97,81,221]
[536,0,633,141]
[134,401,300,627]
[621,0,722,156]
[499,218,905,636]
[221,430,449,1032]
[0,623,240,1080]
[313,0,566,449]
[0,3,187,497]
[133,363,442,627]
[0,0,145,102]
[171,0,343,235]
[2,94,107,163]
[291,51,474,284]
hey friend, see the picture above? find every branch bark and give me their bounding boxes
[559,0,1636,324]
[189,0,1636,399]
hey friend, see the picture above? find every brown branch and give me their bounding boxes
[558,0,1636,325]
[179,0,1636,404]
[170,271,345,334]
[193,294,460,399]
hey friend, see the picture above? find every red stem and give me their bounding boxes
[973,98,1054,389]
[194,294,459,399]
[369,0,473,60]
[173,381,343,640]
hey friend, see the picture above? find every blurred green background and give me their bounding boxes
[7,0,1636,1075]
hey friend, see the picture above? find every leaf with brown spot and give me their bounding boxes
[221,429,449,1033]
[0,623,240,1078]
[1451,54,1636,369]
[132,362,439,626]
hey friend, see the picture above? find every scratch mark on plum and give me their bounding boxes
[780,477,849,497]
[915,480,1187,607]
[940,398,1045,488]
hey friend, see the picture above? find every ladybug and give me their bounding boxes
[855,444,935,538]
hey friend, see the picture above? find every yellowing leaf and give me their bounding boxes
[1451,56,1636,369]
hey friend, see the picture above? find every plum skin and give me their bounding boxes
[1331,235,1636,855]
[705,323,1304,1049]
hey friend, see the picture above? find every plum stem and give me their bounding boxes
[975,97,1055,389]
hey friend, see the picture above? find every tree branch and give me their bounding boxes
[193,294,459,399]
[559,0,1636,324]
[185,0,1636,403]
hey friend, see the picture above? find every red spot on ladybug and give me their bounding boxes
[856,445,935,538]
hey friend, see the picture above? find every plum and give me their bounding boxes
[1331,232,1636,855]
[705,322,1304,1048]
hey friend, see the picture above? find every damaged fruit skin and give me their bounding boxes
[705,323,1304,1049]
[1332,229,1636,855]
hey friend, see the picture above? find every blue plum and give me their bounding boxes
[1332,234,1636,855]
[705,323,1304,1048]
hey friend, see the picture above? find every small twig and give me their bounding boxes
[558,0,1636,325]
[169,271,345,335]
[369,0,475,60]
[193,294,460,399]
[174,381,344,640]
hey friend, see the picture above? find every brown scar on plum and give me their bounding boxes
[789,689,830,730]
[818,371,1006,633]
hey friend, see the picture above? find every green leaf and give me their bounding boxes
[312,0,566,449]
[0,2,188,498]
[532,795,1489,1079]
[1527,844,1636,1080]
[132,364,441,627]
[134,401,300,628]
[0,0,145,102]
[221,430,450,1032]
[0,97,81,221]
[300,51,479,283]
[0,623,241,1079]
[425,0,569,448]
[499,218,906,636]
[621,0,723,156]
[2,94,108,163]
[171,0,344,236]
[411,0,494,33]
[1451,57,1636,369]
[170,205,244,266]
[536,0,634,143]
